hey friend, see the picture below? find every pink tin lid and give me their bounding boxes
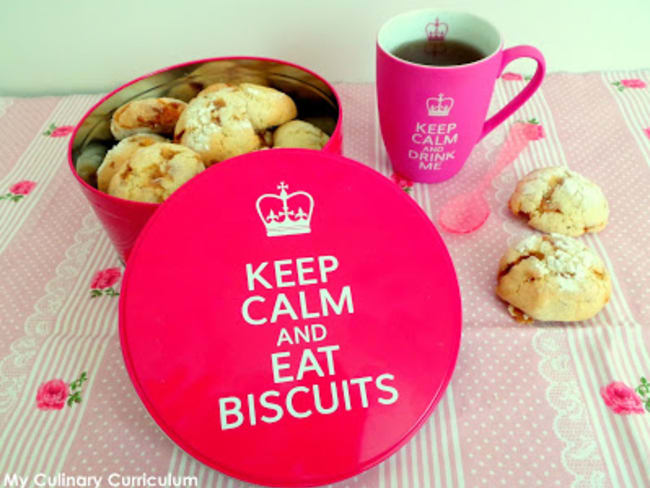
[119,149,461,487]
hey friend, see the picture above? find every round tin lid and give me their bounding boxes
[120,149,461,487]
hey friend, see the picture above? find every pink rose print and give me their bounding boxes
[90,267,121,298]
[643,128,650,140]
[391,173,414,194]
[611,78,647,92]
[36,379,69,410]
[43,123,74,137]
[0,180,36,202]
[522,118,545,141]
[600,381,645,415]
[36,372,88,410]
[51,126,74,137]
[91,267,121,288]
[10,180,36,195]
[501,72,523,81]
[621,79,646,88]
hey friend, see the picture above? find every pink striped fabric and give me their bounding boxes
[0,72,648,487]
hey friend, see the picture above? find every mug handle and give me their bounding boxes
[479,45,546,140]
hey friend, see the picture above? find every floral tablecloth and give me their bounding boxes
[0,71,649,488]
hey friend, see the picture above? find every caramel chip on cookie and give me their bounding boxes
[111,98,187,140]
[509,167,609,236]
[496,233,611,322]
[107,142,204,203]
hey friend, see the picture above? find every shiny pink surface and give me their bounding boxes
[376,22,544,183]
[67,57,343,261]
[119,149,461,487]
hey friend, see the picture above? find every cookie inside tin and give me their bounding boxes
[71,58,340,187]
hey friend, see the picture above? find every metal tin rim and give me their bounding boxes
[66,56,344,210]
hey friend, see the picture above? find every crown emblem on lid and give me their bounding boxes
[256,182,314,237]
[426,93,454,117]
[425,18,449,42]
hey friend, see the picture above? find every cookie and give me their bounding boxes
[195,82,234,98]
[107,142,204,203]
[273,120,330,150]
[174,88,262,165]
[174,83,296,165]
[496,233,611,322]
[97,134,167,192]
[302,115,337,136]
[238,83,297,130]
[111,97,187,140]
[509,167,609,236]
[195,82,297,130]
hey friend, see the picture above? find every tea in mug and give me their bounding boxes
[392,39,485,66]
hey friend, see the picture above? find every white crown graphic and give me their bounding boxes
[256,181,314,237]
[426,93,454,116]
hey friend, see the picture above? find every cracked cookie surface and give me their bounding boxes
[107,142,205,203]
[509,166,609,236]
[496,233,611,322]
[97,134,167,192]
[174,83,297,165]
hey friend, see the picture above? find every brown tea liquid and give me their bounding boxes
[392,39,485,66]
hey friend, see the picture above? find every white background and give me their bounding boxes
[1,0,649,96]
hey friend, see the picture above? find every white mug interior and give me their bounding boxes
[378,10,503,66]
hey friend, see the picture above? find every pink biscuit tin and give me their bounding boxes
[119,149,462,487]
[67,57,343,261]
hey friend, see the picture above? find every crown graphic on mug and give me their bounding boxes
[256,181,314,237]
[426,93,454,117]
[425,18,448,42]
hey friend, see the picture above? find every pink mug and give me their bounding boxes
[377,10,545,183]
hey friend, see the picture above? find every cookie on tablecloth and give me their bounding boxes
[496,233,611,322]
[111,98,187,140]
[509,166,609,236]
[107,142,204,203]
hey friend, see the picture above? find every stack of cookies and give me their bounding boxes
[77,83,331,204]
[497,167,612,323]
